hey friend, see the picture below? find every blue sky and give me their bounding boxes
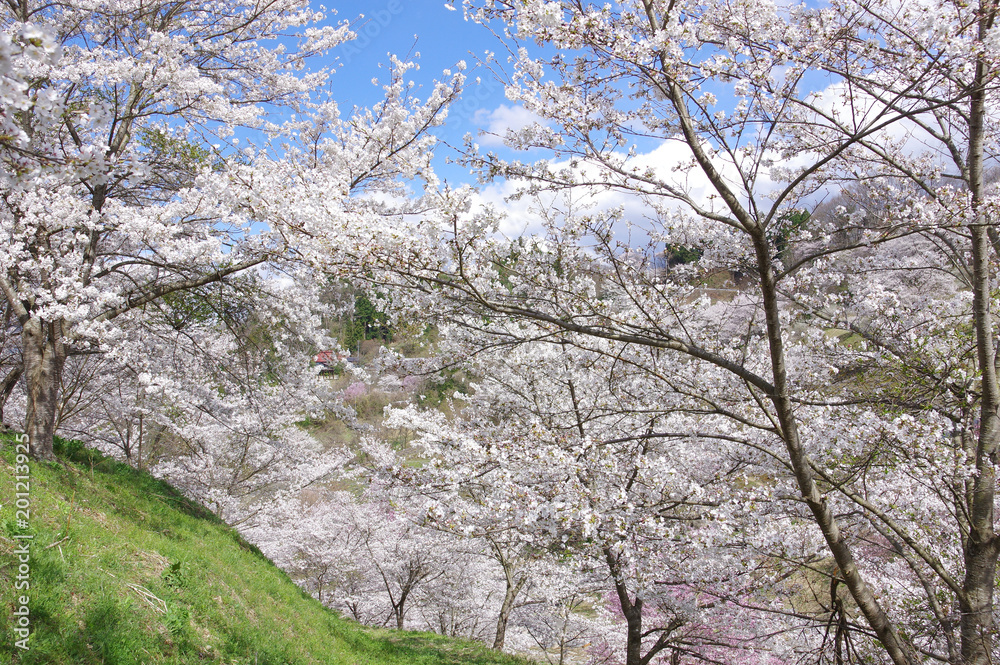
[325,1,514,183]
[313,2,879,237]
[316,1,693,235]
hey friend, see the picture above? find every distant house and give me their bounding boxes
[313,350,354,374]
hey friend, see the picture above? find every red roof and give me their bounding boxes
[313,350,348,364]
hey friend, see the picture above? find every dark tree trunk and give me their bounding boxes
[623,599,643,665]
[604,546,645,665]
[22,318,66,460]
[0,362,22,425]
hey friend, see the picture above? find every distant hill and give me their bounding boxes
[0,435,533,665]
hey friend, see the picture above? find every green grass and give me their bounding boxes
[0,435,532,665]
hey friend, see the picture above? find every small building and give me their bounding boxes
[313,350,354,374]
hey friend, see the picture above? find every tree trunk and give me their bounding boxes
[958,5,1000,658]
[493,586,514,649]
[751,231,919,665]
[395,606,405,630]
[0,362,23,425]
[493,569,525,650]
[604,547,644,665]
[393,582,411,630]
[22,317,66,460]
[622,598,642,665]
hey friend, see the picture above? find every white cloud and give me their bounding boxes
[467,76,979,245]
[473,104,551,148]
[468,137,711,243]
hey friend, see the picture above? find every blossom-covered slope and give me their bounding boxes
[0,434,533,665]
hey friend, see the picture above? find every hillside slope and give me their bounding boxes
[0,435,532,665]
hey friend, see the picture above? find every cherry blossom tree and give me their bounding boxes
[514,569,609,665]
[40,274,345,525]
[254,493,383,617]
[329,1,1000,663]
[378,336,824,664]
[252,488,503,635]
[0,23,56,427]
[0,0,462,461]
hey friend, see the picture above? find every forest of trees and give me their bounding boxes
[1,0,998,664]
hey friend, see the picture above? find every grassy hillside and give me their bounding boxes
[0,435,532,665]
